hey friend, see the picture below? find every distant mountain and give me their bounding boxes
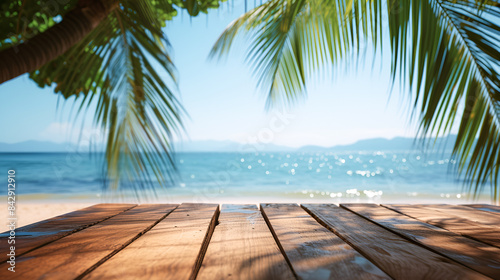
[297,135,457,152]
[0,136,457,153]
[0,140,70,152]
[0,139,295,153]
[0,140,104,152]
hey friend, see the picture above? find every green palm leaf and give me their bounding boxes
[29,0,184,197]
[210,0,380,107]
[24,0,224,197]
[211,0,500,202]
[388,0,500,202]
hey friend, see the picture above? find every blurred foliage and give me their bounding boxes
[211,0,500,202]
[0,0,225,198]
[0,0,223,50]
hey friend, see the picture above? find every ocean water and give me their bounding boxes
[0,151,491,203]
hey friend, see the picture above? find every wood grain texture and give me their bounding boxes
[417,204,500,227]
[302,204,488,280]
[464,204,500,215]
[261,203,389,280]
[0,203,136,262]
[0,204,177,280]
[197,204,295,280]
[342,203,500,279]
[385,204,500,248]
[83,203,219,280]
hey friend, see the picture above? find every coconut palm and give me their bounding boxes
[0,0,223,195]
[211,0,500,202]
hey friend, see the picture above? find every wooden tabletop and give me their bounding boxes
[1,203,499,279]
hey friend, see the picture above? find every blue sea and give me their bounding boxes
[0,151,491,203]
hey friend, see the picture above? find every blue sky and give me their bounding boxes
[0,2,423,148]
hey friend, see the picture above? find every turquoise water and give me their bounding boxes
[0,151,489,202]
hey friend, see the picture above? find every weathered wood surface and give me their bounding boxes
[303,204,488,280]
[261,203,389,280]
[465,204,500,214]
[2,203,499,279]
[342,203,500,278]
[416,204,500,227]
[83,203,219,280]
[0,204,177,280]
[197,204,295,280]
[0,203,135,262]
[385,204,500,248]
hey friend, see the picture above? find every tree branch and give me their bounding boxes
[0,0,118,84]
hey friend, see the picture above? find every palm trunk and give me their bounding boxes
[0,0,118,84]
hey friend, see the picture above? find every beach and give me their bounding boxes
[4,202,94,229]
[1,150,495,229]
[4,194,493,229]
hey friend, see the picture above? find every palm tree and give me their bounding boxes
[210,0,500,202]
[0,0,223,195]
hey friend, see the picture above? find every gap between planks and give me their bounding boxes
[301,204,489,280]
[0,204,178,279]
[0,203,137,263]
[383,204,500,248]
[3,203,498,280]
[82,203,220,280]
[340,203,500,279]
[464,204,500,214]
[260,203,389,280]
[196,204,296,280]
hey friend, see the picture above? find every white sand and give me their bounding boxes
[2,202,93,230]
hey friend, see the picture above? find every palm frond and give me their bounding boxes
[211,0,500,202]
[30,0,186,197]
[210,0,383,106]
[26,0,227,197]
[388,0,500,202]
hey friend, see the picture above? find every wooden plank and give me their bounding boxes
[463,204,500,215]
[0,204,177,280]
[197,204,295,280]
[0,203,136,262]
[418,204,500,227]
[302,204,488,280]
[342,203,500,279]
[261,203,389,280]
[385,204,500,248]
[82,203,219,280]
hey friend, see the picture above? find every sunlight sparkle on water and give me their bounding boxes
[5,151,480,202]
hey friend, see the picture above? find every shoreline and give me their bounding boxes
[3,194,495,230]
